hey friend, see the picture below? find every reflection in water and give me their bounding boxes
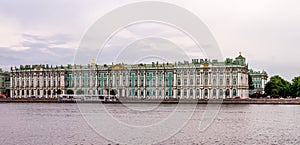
[0,103,299,144]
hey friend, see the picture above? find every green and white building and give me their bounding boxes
[249,69,268,95]
[0,68,10,95]
[10,53,252,99]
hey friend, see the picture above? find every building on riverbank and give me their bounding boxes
[249,69,268,95]
[10,53,252,99]
[0,68,10,96]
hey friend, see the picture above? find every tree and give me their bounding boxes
[265,75,291,98]
[248,74,254,90]
[291,76,300,97]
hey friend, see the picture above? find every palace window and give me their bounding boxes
[177,89,181,96]
[166,78,168,87]
[196,89,200,96]
[204,89,208,97]
[190,79,193,85]
[190,71,194,75]
[213,79,216,86]
[140,79,144,87]
[226,78,230,86]
[177,79,181,85]
[190,89,193,96]
[204,79,208,86]
[225,89,230,97]
[146,79,149,87]
[219,89,223,97]
[159,79,162,87]
[233,89,237,96]
[213,89,217,97]
[233,78,237,85]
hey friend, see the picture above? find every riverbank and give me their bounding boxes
[0,98,59,103]
[1,98,300,104]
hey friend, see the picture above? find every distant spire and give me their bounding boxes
[239,51,242,55]
[91,58,96,66]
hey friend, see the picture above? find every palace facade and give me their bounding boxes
[0,68,10,96]
[249,69,268,95]
[10,53,251,99]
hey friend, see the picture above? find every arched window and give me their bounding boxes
[146,79,149,87]
[226,78,230,85]
[233,89,237,96]
[233,78,237,85]
[196,78,200,85]
[220,79,223,85]
[213,79,216,86]
[219,89,223,97]
[213,89,217,97]
[177,89,181,96]
[190,71,194,75]
[190,79,193,85]
[184,89,187,96]
[177,79,181,85]
[196,89,200,96]
[190,89,193,96]
[204,79,208,86]
[225,89,230,98]
[184,79,187,86]
[204,89,208,97]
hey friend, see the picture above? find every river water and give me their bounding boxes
[0,103,300,145]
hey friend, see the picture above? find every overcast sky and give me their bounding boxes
[0,0,299,81]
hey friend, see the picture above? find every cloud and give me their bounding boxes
[0,46,75,67]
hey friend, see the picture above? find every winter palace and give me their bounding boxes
[10,53,267,99]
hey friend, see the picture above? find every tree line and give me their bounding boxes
[250,75,300,98]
